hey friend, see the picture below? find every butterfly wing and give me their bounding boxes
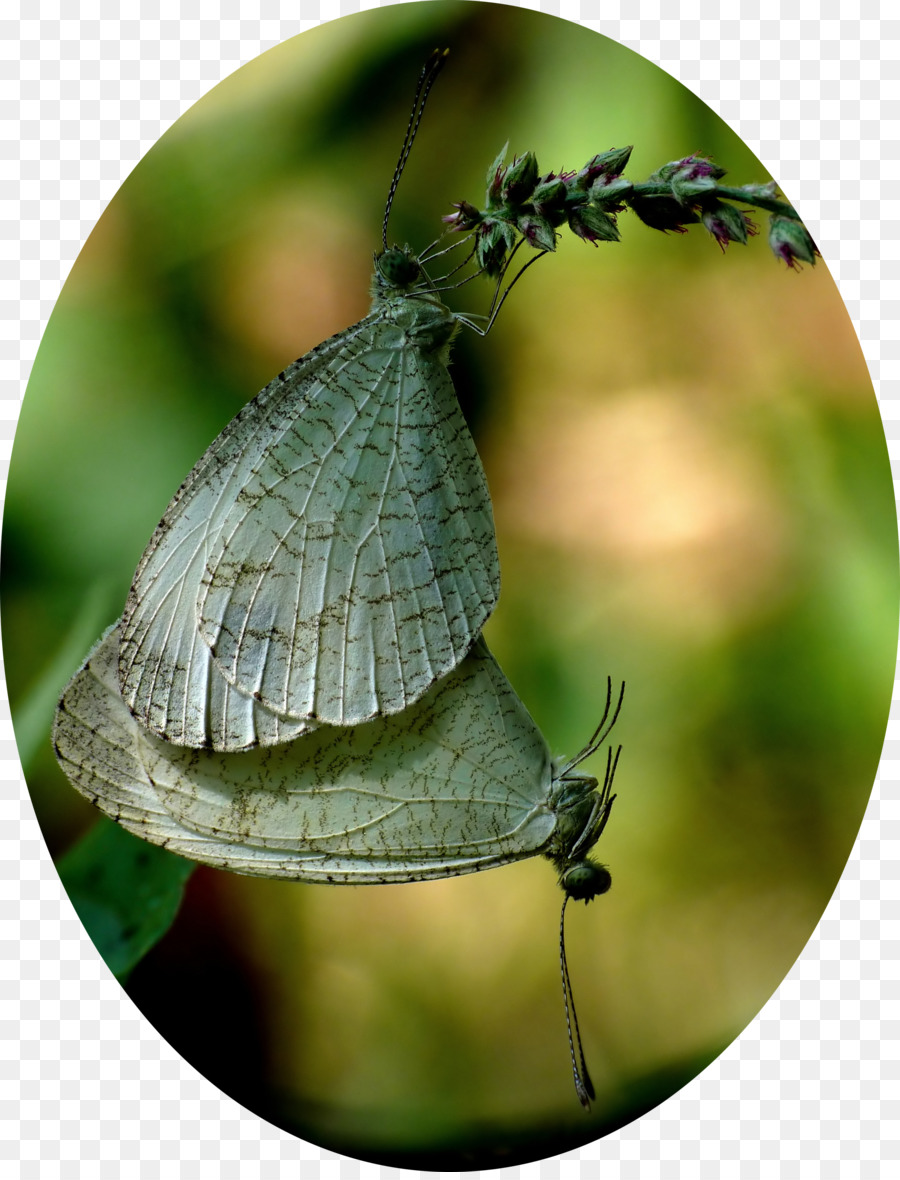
[196,316,499,729]
[54,629,555,882]
[118,324,370,749]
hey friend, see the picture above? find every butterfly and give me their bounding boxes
[56,620,622,1105]
[117,50,500,751]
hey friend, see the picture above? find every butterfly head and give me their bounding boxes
[374,246,424,292]
[560,857,612,902]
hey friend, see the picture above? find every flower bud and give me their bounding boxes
[575,146,633,191]
[476,218,517,277]
[589,175,633,209]
[656,155,727,184]
[671,173,718,202]
[568,204,620,244]
[442,200,482,231]
[517,212,557,251]
[768,215,818,269]
[530,176,568,224]
[701,200,754,249]
[628,193,698,233]
[485,144,509,205]
[502,151,539,204]
[732,181,778,203]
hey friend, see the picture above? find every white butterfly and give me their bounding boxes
[117,245,499,750]
[117,47,507,751]
[65,622,619,889]
[58,619,622,1105]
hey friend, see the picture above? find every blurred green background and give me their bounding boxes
[3,1,897,1168]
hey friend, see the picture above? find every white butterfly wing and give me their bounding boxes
[196,318,499,728]
[55,628,555,882]
[118,326,369,749]
[54,624,313,871]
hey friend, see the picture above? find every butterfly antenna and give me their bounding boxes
[382,48,449,251]
[560,895,595,1108]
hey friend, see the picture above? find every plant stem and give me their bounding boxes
[630,180,799,220]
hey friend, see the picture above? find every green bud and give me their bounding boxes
[653,155,726,186]
[568,204,620,244]
[575,146,633,190]
[476,218,518,277]
[670,173,718,202]
[531,176,567,210]
[628,192,699,233]
[589,175,633,208]
[768,214,818,269]
[735,181,778,202]
[485,143,509,205]
[517,212,557,251]
[527,176,569,227]
[503,151,539,204]
[701,200,752,249]
[442,200,482,231]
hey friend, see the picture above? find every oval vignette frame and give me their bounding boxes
[4,2,897,1172]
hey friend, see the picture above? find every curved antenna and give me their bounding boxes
[560,896,595,1108]
[382,48,449,251]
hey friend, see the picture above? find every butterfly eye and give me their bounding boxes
[376,247,422,287]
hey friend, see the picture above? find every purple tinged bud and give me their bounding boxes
[503,151,540,205]
[575,146,633,191]
[517,212,557,251]
[768,214,818,269]
[674,155,727,182]
[486,144,509,206]
[476,221,508,277]
[531,176,567,209]
[442,200,482,231]
[529,176,569,227]
[589,175,633,209]
[652,156,727,189]
[568,204,620,244]
[700,200,755,250]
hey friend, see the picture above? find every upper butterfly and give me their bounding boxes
[117,51,500,751]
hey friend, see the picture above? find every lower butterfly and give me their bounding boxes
[61,623,620,890]
[56,622,623,1106]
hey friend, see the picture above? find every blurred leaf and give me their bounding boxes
[8,582,118,773]
[57,816,195,980]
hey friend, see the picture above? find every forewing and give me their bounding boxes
[118,323,366,749]
[54,628,554,883]
[197,326,500,727]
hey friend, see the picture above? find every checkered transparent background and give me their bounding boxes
[2,2,897,1176]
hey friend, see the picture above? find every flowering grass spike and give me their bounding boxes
[446,144,818,276]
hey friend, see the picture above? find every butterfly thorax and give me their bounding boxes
[545,771,613,902]
[370,246,459,360]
